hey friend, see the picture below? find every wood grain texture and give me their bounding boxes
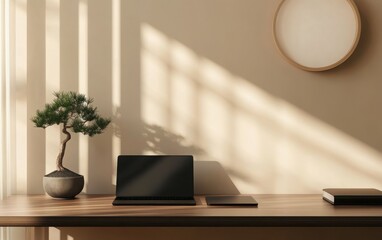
[1,194,382,227]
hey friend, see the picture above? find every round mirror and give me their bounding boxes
[273,0,361,71]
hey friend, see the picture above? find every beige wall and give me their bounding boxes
[18,0,382,194]
[7,0,382,239]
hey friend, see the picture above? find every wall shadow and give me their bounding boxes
[27,0,46,194]
[142,123,205,155]
[86,0,114,194]
[113,107,205,156]
[60,0,80,174]
[119,0,143,157]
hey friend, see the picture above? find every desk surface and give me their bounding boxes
[1,194,382,227]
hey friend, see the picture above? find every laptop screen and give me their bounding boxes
[116,155,194,198]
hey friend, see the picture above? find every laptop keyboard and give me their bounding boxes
[113,196,196,205]
[116,196,194,200]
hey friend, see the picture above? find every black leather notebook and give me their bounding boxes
[206,195,258,206]
[323,188,382,205]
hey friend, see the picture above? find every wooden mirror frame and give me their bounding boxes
[273,0,361,71]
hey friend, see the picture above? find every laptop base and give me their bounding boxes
[113,197,196,206]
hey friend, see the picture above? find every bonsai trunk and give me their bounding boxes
[56,126,71,171]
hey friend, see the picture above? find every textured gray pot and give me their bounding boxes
[43,175,84,199]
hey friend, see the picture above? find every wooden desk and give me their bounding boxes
[1,194,382,227]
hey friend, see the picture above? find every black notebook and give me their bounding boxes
[323,188,382,205]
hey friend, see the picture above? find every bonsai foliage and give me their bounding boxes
[32,91,111,171]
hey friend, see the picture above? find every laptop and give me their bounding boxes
[113,155,196,205]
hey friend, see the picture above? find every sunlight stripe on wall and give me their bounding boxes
[111,0,121,185]
[14,0,27,194]
[78,0,88,192]
[45,0,61,175]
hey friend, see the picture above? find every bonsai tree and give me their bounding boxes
[32,91,111,172]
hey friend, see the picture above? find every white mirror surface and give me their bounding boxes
[273,0,361,71]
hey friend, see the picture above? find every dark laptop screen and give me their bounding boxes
[116,155,194,198]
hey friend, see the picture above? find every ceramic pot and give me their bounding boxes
[43,175,84,199]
